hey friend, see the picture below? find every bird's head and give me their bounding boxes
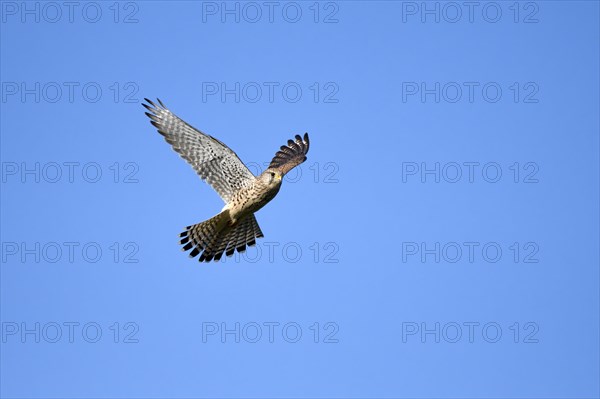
[262,169,283,188]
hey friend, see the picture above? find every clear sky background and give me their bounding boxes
[1,1,599,398]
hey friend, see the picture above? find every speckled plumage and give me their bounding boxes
[143,98,310,262]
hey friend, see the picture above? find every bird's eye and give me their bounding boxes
[270,172,275,178]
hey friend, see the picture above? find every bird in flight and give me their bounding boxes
[143,98,310,262]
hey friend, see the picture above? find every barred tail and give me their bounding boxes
[179,211,264,263]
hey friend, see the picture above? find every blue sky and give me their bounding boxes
[1,1,599,398]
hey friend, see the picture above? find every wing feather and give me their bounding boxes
[143,98,255,202]
[267,133,310,175]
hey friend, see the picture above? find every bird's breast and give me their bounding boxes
[228,181,281,221]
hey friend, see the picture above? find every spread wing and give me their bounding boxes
[143,98,255,203]
[267,133,310,175]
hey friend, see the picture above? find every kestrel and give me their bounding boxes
[142,98,310,262]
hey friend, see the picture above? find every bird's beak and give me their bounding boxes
[276,173,283,181]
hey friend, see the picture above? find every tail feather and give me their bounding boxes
[226,221,245,257]
[213,214,261,261]
[249,215,264,246]
[212,218,249,261]
[179,212,264,263]
[180,211,230,259]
